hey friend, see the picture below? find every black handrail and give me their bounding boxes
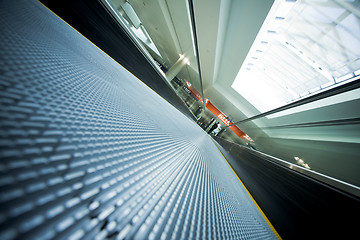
[227,78,360,127]
[187,0,206,112]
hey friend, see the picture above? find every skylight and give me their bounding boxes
[232,0,360,114]
[130,26,162,57]
[120,1,162,58]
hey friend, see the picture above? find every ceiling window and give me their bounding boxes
[232,0,360,113]
[114,1,162,57]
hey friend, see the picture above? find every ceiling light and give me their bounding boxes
[303,164,310,169]
[294,157,311,169]
[297,159,304,165]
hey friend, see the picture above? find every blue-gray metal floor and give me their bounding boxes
[0,1,278,239]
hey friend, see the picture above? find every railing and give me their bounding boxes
[213,136,360,198]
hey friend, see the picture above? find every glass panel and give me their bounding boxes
[232,0,360,114]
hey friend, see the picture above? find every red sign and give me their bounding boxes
[184,79,204,103]
[205,99,251,140]
[183,79,252,141]
[217,113,231,126]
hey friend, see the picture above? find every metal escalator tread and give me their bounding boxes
[0,1,278,239]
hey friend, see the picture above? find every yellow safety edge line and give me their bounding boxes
[37,3,281,238]
[212,140,282,240]
[37,0,194,119]
[37,1,132,74]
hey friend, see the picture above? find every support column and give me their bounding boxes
[165,55,189,81]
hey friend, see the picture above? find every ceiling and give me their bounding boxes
[109,0,274,136]
[108,0,360,187]
[109,0,360,132]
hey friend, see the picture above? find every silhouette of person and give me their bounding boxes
[208,122,219,134]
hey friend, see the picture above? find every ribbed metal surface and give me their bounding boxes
[0,1,276,239]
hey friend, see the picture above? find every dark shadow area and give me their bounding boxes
[39,0,196,121]
[214,136,360,240]
[1,1,278,238]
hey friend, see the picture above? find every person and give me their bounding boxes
[208,122,219,134]
[247,143,256,150]
[213,124,221,136]
[204,118,215,130]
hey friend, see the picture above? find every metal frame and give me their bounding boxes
[214,137,360,198]
[228,78,360,126]
[187,0,206,112]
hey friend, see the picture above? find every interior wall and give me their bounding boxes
[248,86,360,186]
[256,137,360,187]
